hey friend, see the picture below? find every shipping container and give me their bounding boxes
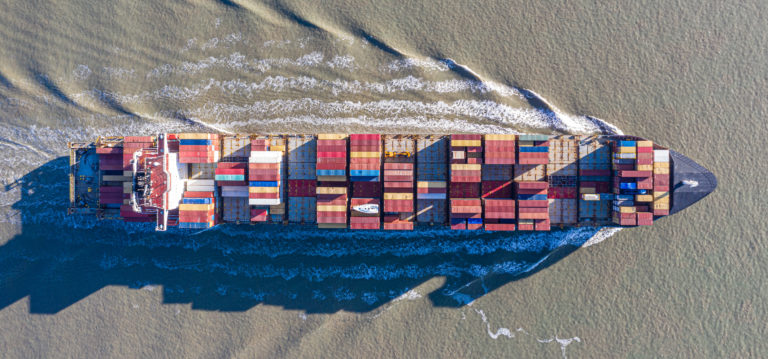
[416,136,448,163]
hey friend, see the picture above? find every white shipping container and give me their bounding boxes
[582,193,600,201]
[187,185,216,192]
[188,179,215,186]
[653,150,670,162]
[249,151,283,163]
[249,199,282,206]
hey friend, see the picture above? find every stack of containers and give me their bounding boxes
[349,134,381,230]
[268,136,287,222]
[97,142,128,207]
[652,148,671,217]
[287,136,317,224]
[450,199,482,230]
[610,140,652,226]
[350,198,380,230]
[249,137,283,222]
[217,162,249,223]
[517,135,549,164]
[516,181,550,230]
[578,137,613,223]
[450,135,482,230]
[482,134,516,231]
[515,135,550,231]
[316,134,348,229]
[178,191,217,229]
[634,141,655,225]
[383,135,415,230]
[416,136,448,225]
[178,133,220,163]
[547,136,579,225]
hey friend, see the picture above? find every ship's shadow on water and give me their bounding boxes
[0,157,600,314]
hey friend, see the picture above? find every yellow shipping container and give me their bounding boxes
[350,151,380,158]
[317,205,346,212]
[579,187,596,194]
[518,219,534,225]
[637,141,653,147]
[249,186,280,193]
[618,206,637,213]
[654,167,670,175]
[618,146,636,153]
[452,140,481,147]
[317,175,347,182]
[417,181,447,188]
[318,134,348,140]
[636,164,653,171]
[653,202,670,210]
[485,134,516,141]
[383,193,413,200]
[653,162,670,168]
[318,223,347,229]
[179,203,213,211]
[179,133,214,140]
[316,186,347,194]
[270,145,285,152]
[451,164,482,171]
[636,194,654,202]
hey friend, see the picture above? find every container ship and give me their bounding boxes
[67,134,716,231]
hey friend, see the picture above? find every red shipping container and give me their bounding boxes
[384,181,413,189]
[613,164,635,170]
[352,182,381,197]
[249,163,281,169]
[251,208,268,222]
[637,158,653,165]
[450,183,481,198]
[249,192,279,199]
[517,200,548,207]
[349,164,380,170]
[518,158,548,165]
[637,146,654,153]
[215,168,245,175]
[383,223,413,231]
[317,157,346,164]
[383,163,413,170]
[618,217,636,226]
[619,170,652,177]
[637,177,653,190]
[417,187,447,194]
[450,176,481,183]
[350,145,380,152]
[316,163,346,170]
[519,207,548,214]
[596,182,611,193]
[318,139,347,145]
[350,158,380,164]
[451,220,467,230]
[653,209,670,216]
[518,223,534,231]
[179,210,213,222]
[482,181,513,198]
[635,205,650,212]
[217,180,248,186]
[350,223,380,230]
[385,199,413,213]
[217,162,248,169]
[534,218,550,231]
[516,181,548,189]
[317,151,346,158]
[637,152,653,159]
[289,180,316,197]
[179,144,219,151]
[485,223,515,231]
[484,158,516,164]
[184,191,215,198]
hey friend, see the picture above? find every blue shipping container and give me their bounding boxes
[350,170,380,177]
[249,181,279,187]
[467,218,483,224]
[180,139,213,146]
[316,169,345,177]
[519,147,548,152]
[618,141,636,147]
[350,176,381,182]
[619,182,637,190]
[182,198,212,204]
[517,194,547,200]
